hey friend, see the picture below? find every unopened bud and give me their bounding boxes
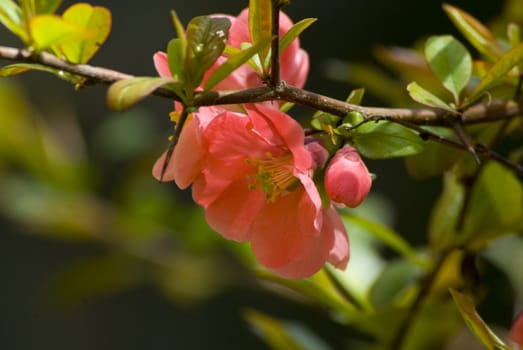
[324,145,372,207]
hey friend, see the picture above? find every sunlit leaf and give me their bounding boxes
[58,3,111,63]
[20,0,62,15]
[468,42,523,104]
[280,17,316,52]
[0,0,28,41]
[460,162,523,245]
[352,121,424,159]
[406,82,454,111]
[249,0,272,68]
[184,16,231,90]
[425,35,472,102]
[204,37,271,91]
[107,77,177,111]
[0,63,40,76]
[450,289,512,350]
[443,4,503,62]
[343,214,427,267]
[30,14,90,50]
[405,127,462,179]
[256,269,358,319]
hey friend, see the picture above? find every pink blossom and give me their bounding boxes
[324,145,372,208]
[154,104,348,278]
[512,311,523,348]
[153,8,309,90]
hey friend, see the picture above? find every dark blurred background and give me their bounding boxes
[0,1,503,349]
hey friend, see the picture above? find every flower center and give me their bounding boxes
[246,152,298,202]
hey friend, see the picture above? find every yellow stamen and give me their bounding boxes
[246,152,299,202]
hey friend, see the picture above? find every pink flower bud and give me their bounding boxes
[324,146,372,208]
[511,311,523,348]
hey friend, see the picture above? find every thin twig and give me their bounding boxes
[270,0,281,88]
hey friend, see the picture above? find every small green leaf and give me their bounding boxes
[280,17,316,52]
[167,38,184,80]
[450,289,512,350]
[425,35,472,102]
[170,9,186,49]
[443,4,503,62]
[184,16,231,90]
[346,88,365,105]
[352,121,424,159]
[58,3,111,63]
[407,82,454,111]
[468,42,523,104]
[0,63,57,76]
[107,77,176,111]
[30,14,90,50]
[249,0,272,68]
[204,37,271,91]
[405,127,462,179]
[0,0,28,42]
[460,162,523,245]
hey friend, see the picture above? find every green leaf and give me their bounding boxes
[204,37,271,91]
[249,0,272,68]
[58,3,111,63]
[343,214,427,267]
[406,82,454,111]
[450,289,512,350]
[29,14,90,50]
[244,310,307,350]
[0,0,27,42]
[167,38,184,81]
[460,162,523,245]
[184,15,231,90]
[425,35,472,102]
[346,88,365,105]
[404,127,462,179]
[107,77,177,111]
[352,121,424,159]
[468,42,523,104]
[280,17,316,52]
[21,0,62,15]
[429,172,465,251]
[0,62,57,76]
[369,259,422,306]
[443,4,503,62]
[170,9,186,49]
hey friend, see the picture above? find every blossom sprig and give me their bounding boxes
[151,6,372,278]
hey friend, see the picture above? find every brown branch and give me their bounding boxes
[1,45,521,126]
[1,45,523,175]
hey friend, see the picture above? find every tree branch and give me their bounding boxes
[1,45,523,175]
[1,45,520,127]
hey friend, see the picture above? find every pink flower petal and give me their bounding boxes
[512,311,523,347]
[153,51,171,78]
[250,188,322,269]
